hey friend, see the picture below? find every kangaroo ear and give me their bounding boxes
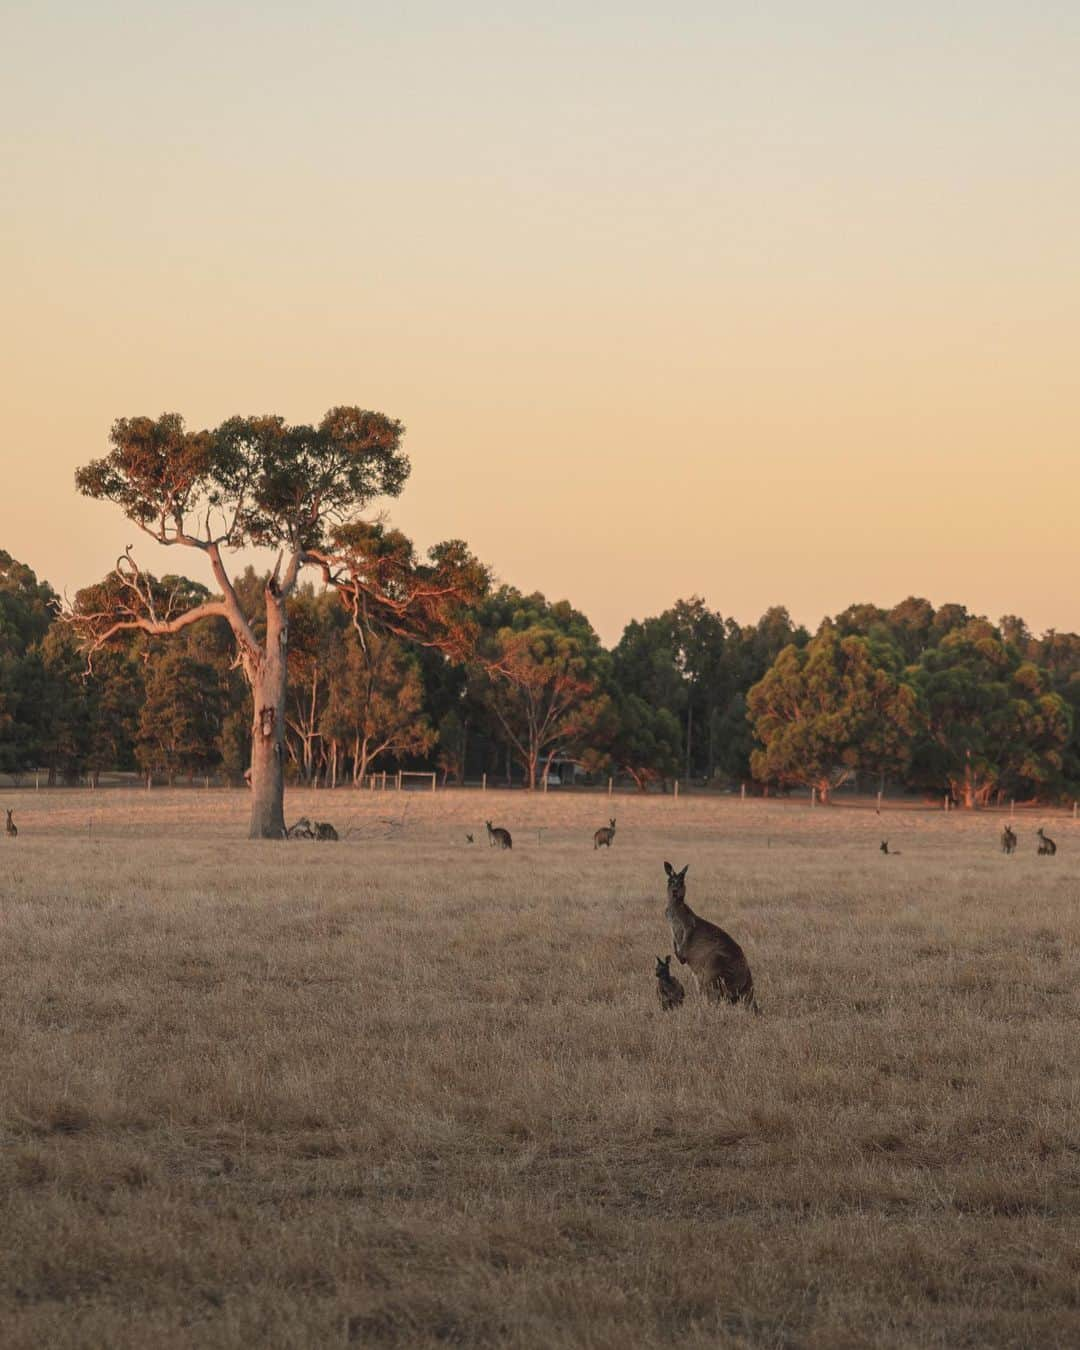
[664,861,674,876]
[679,865,689,878]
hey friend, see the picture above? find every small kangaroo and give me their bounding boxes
[655,955,685,1010]
[594,818,616,849]
[314,822,338,841]
[465,833,474,844]
[5,810,16,838]
[880,840,900,855]
[663,862,758,1011]
[1001,825,1017,855]
[485,820,512,850]
[1037,828,1057,856]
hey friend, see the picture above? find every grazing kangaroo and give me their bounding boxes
[655,955,685,1011]
[594,818,616,849]
[485,820,512,850]
[663,862,758,1011]
[1037,828,1057,856]
[314,822,338,841]
[5,810,16,838]
[1001,825,1017,855]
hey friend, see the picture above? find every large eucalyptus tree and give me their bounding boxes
[68,408,486,837]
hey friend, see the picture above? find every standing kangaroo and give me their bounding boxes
[594,818,616,849]
[1001,825,1017,855]
[485,820,512,850]
[5,810,16,838]
[655,955,685,1010]
[663,862,758,1011]
[1037,828,1057,856]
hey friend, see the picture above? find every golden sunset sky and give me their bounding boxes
[2,3,1077,643]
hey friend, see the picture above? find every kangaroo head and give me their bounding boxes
[609,819,616,830]
[655,955,671,978]
[485,820,493,830]
[663,861,689,904]
[880,840,888,853]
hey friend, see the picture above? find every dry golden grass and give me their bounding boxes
[3,787,1080,1347]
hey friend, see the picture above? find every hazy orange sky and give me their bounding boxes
[3,3,1078,644]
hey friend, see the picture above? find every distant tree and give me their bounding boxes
[67,410,486,836]
[0,553,60,780]
[929,603,971,646]
[471,589,607,789]
[436,709,467,784]
[747,625,921,801]
[136,650,226,783]
[86,646,143,781]
[35,628,94,785]
[283,586,345,784]
[0,551,56,657]
[0,647,47,780]
[612,617,689,721]
[586,691,681,791]
[999,614,1035,657]
[884,596,936,663]
[611,596,735,780]
[832,602,888,638]
[322,629,435,785]
[910,620,1070,806]
[715,606,810,782]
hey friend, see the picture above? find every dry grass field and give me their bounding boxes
[3,787,1080,1348]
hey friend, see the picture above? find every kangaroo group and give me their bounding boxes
[482,818,616,851]
[998,825,1056,856]
[662,861,758,1012]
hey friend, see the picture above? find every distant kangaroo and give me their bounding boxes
[880,840,901,855]
[465,833,474,844]
[485,820,512,850]
[594,818,616,849]
[663,862,758,1011]
[655,955,685,1011]
[1037,828,1057,856]
[313,822,338,841]
[1001,825,1017,855]
[5,810,16,838]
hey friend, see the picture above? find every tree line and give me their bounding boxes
[2,407,1078,833]
[2,547,1078,807]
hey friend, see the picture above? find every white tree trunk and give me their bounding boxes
[248,592,289,839]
